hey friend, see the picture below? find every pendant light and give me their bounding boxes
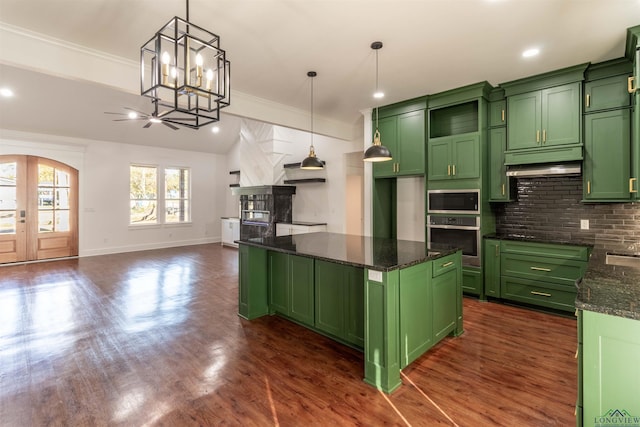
[300,71,325,170]
[364,41,393,162]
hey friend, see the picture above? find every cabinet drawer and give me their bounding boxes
[501,253,586,286]
[462,267,482,295]
[433,253,458,278]
[500,240,589,261]
[500,276,576,311]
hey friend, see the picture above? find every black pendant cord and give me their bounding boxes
[186,0,189,21]
[308,71,317,150]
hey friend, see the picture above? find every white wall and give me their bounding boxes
[397,177,425,242]
[1,130,228,257]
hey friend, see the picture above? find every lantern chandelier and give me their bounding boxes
[140,0,230,129]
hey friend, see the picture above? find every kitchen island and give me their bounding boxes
[575,249,640,425]
[237,232,463,393]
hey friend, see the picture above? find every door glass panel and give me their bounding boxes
[55,211,70,232]
[38,188,54,208]
[55,188,70,209]
[0,187,17,210]
[55,170,70,186]
[0,212,16,234]
[39,165,54,185]
[39,211,54,232]
[0,162,17,185]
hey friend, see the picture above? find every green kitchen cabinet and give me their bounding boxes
[582,310,640,425]
[489,99,506,127]
[462,266,482,296]
[427,134,480,181]
[315,260,364,347]
[488,127,511,201]
[432,268,458,341]
[268,252,315,326]
[507,82,581,151]
[583,109,631,201]
[238,245,269,320]
[584,74,631,113]
[373,110,425,178]
[399,262,432,367]
[484,239,501,298]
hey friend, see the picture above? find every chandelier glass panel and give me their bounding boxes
[141,13,230,129]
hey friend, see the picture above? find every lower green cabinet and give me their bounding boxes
[582,310,640,425]
[462,266,482,296]
[432,268,457,341]
[399,263,432,367]
[315,260,364,348]
[484,239,501,297]
[239,245,269,320]
[268,252,314,326]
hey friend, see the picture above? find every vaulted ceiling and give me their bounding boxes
[0,0,638,153]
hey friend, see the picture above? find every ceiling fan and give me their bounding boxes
[104,107,194,130]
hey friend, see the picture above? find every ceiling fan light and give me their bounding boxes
[128,111,138,119]
[150,117,162,124]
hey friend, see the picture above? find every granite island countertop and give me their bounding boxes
[576,249,640,320]
[237,232,459,272]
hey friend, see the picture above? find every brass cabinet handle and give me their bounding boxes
[587,180,591,195]
[536,130,540,143]
[530,266,552,272]
[530,291,551,297]
[575,346,579,359]
[442,261,454,268]
[542,129,546,144]
[502,183,505,196]
[447,165,451,176]
[452,165,456,176]
[630,178,637,193]
[586,94,590,107]
[629,76,637,94]
[501,109,505,122]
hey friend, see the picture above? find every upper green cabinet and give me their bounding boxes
[507,82,581,150]
[488,127,510,201]
[584,74,631,112]
[489,99,506,127]
[373,109,425,178]
[583,109,631,201]
[427,134,480,181]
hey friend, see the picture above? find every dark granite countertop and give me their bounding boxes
[237,232,459,272]
[576,249,640,320]
[484,233,594,248]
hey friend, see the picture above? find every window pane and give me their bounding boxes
[130,166,157,199]
[39,211,54,232]
[165,200,189,223]
[55,188,70,209]
[0,162,17,185]
[55,170,70,187]
[0,211,16,234]
[38,165,54,186]
[55,210,70,232]
[0,187,17,210]
[130,200,157,224]
[38,188,54,208]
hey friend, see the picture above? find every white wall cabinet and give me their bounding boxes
[276,223,327,236]
[221,218,240,247]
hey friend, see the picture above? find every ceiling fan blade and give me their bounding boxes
[104,111,127,116]
[143,122,153,129]
[124,107,150,116]
[112,117,148,122]
[162,121,180,130]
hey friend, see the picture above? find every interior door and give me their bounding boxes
[0,155,78,263]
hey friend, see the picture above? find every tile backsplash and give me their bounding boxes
[493,175,640,254]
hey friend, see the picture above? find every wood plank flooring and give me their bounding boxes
[0,244,577,426]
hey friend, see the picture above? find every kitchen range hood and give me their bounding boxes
[506,162,582,177]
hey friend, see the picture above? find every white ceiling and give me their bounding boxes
[0,0,638,154]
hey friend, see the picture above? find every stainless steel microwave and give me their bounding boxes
[427,189,480,214]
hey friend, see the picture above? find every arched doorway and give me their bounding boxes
[0,155,78,263]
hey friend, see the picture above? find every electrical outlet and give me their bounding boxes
[580,219,589,230]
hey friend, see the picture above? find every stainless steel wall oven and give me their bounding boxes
[427,215,480,267]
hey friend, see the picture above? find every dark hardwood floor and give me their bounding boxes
[0,244,577,426]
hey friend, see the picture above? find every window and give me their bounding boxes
[165,167,190,223]
[130,165,158,225]
[129,165,191,225]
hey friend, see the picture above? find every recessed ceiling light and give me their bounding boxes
[211,126,220,134]
[0,88,14,97]
[522,48,540,58]
[373,91,384,99]
[128,111,138,119]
